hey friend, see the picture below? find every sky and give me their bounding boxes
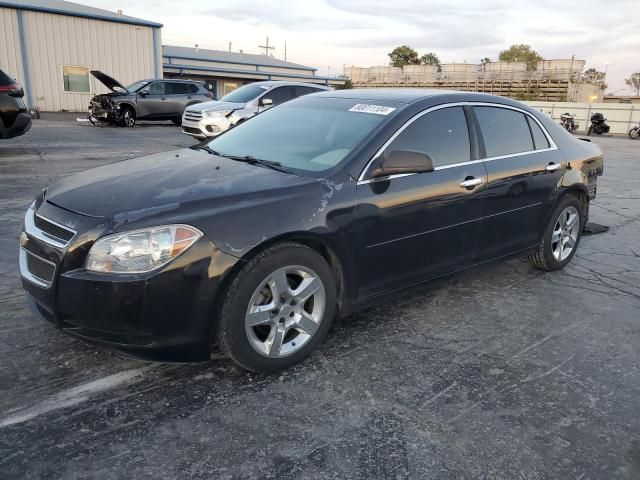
[83,0,638,94]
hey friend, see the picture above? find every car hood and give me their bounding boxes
[185,100,246,112]
[45,148,311,219]
[90,70,128,93]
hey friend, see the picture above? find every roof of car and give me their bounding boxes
[244,81,331,90]
[312,88,513,104]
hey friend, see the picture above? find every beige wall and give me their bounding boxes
[0,7,23,82]
[15,9,160,111]
[525,101,640,135]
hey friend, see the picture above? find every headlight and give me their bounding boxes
[86,225,202,274]
[203,110,231,118]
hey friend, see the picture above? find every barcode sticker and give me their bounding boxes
[348,104,396,115]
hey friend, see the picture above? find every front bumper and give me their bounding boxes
[181,115,232,139]
[20,200,239,361]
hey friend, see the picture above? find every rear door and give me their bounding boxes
[472,105,564,258]
[356,105,488,299]
[292,86,320,99]
[165,82,192,115]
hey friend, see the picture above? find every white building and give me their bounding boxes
[0,0,162,112]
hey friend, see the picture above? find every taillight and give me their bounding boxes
[204,91,213,98]
[0,83,22,95]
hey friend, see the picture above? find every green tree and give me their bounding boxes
[388,45,421,67]
[584,68,605,82]
[421,52,440,66]
[625,72,640,95]
[498,44,543,70]
[480,57,492,66]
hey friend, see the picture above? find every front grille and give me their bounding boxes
[34,214,75,243]
[183,126,202,135]
[25,250,56,284]
[184,110,203,121]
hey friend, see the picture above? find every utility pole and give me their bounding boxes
[259,36,275,56]
[284,42,287,62]
[228,42,232,52]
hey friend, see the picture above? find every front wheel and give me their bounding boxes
[216,243,337,373]
[119,107,136,127]
[528,195,584,271]
[630,128,640,139]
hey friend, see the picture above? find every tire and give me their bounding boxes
[528,194,584,271]
[629,128,639,139]
[172,117,182,126]
[216,242,337,373]
[586,126,593,136]
[119,107,136,127]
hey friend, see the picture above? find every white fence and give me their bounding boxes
[524,101,639,135]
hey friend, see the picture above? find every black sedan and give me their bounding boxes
[19,90,604,372]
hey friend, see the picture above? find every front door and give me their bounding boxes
[472,105,565,258]
[137,81,173,118]
[356,105,488,300]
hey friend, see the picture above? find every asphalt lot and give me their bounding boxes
[0,115,639,479]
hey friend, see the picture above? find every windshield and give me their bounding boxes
[207,97,394,173]
[125,80,150,93]
[220,84,271,103]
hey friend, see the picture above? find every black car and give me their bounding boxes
[20,90,604,372]
[0,68,31,139]
[89,71,212,127]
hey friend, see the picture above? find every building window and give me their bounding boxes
[223,82,239,95]
[62,66,90,93]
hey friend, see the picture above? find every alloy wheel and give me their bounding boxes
[551,206,580,261]
[245,265,326,358]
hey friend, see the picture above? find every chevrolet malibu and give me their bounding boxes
[20,90,603,372]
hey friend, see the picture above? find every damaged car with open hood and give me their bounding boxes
[88,71,212,127]
[21,89,603,373]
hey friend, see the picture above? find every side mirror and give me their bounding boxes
[139,89,149,96]
[260,98,273,107]
[370,150,434,178]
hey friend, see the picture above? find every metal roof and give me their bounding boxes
[163,45,317,72]
[0,0,162,27]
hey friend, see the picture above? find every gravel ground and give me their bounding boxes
[0,115,639,479]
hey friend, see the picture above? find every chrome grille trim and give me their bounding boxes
[184,110,203,121]
[24,202,76,248]
[19,247,56,288]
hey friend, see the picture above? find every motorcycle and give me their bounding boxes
[587,112,610,136]
[559,113,578,133]
[629,120,640,139]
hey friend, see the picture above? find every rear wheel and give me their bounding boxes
[216,243,337,373]
[628,128,639,139]
[172,117,182,126]
[528,195,584,271]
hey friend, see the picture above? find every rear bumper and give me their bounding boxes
[0,111,31,139]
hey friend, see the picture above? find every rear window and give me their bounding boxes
[168,82,191,94]
[0,69,14,86]
[474,106,534,157]
[527,116,550,150]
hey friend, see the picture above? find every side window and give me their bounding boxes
[385,106,471,167]
[168,82,189,95]
[188,84,199,94]
[526,116,550,150]
[263,86,291,106]
[474,106,534,157]
[148,82,166,95]
[293,86,316,97]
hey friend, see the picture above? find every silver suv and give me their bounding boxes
[181,81,330,139]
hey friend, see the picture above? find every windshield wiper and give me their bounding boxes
[218,154,293,174]
[191,144,219,155]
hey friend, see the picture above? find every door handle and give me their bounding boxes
[545,163,562,171]
[460,177,485,188]
[187,95,192,99]
[161,97,166,100]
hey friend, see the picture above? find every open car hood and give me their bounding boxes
[90,70,128,93]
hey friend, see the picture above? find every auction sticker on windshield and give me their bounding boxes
[348,104,396,115]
